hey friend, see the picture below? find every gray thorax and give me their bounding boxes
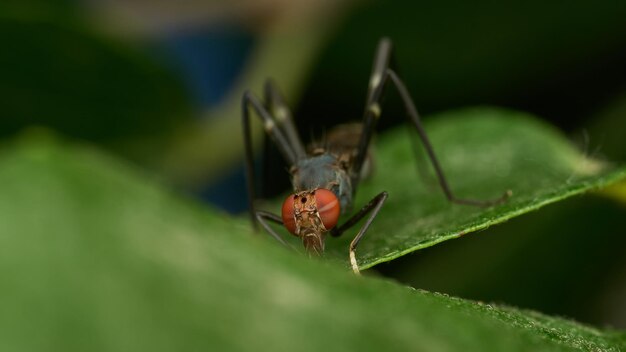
[291,154,353,214]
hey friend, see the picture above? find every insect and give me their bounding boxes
[242,38,510,274]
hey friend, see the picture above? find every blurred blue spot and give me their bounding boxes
[151,24,255,213]
[158,24,254,109]
[199,164,250,214]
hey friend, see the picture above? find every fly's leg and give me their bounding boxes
[350,39,392,188]
[352,38,510,206]
[331,192,388,274]
[386,71,511,205]
[258,80,307,202]
[264,79,306,160]
[256,210,298,251]
[243,91,299,229]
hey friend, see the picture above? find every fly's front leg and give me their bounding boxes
[331,192,388,274]
[256,210,298,252]
[351,39,393,188]
[242,91,298,230]
[264,79,306,160]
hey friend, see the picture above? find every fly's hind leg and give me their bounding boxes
[353,38,511,206]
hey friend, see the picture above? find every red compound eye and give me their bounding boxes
[281,189,341,234]
[281,195,297,234]
[314,189,340,230]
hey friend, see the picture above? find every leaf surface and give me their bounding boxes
[316,108,626,268]
[0,134,624,351]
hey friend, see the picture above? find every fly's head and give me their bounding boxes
[281,189,340,256]
[290,154,353,214]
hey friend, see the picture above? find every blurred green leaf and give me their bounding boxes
[0,134,625,351]
[316,108,626,269]
[378,194,626,327]
[0,13,191,160]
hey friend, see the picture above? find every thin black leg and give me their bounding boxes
[352,38,393,188]
[264,79,307,160]
[331,191,388,274]
[256,210,299,252]
[242,91,298,229]
[243,91,297,165]
[352,38,510,206]
[386,70,511,206]
[365,38,393,107]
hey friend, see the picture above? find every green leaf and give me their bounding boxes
[316,107,626,269]
[381,194,626,326]
[0,134,624,351]
[0,13,191,157]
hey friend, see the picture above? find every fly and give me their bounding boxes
[242,38,511,274]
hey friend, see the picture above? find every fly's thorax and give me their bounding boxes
[291,154,353,213]
[322,123,374,181]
